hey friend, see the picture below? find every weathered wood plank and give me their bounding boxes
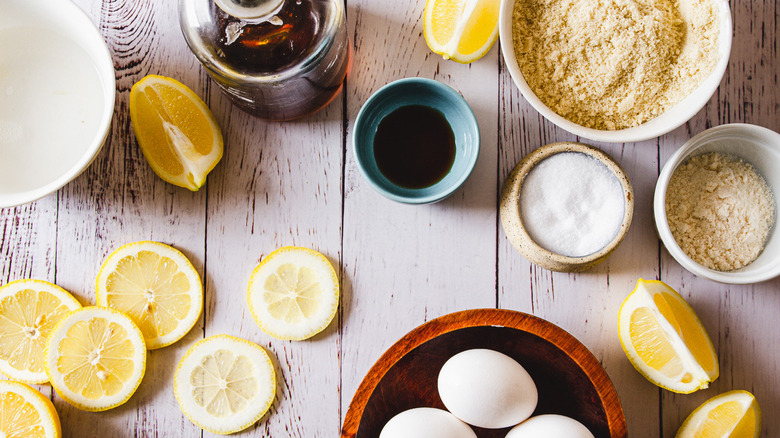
[0,197,59,401]
[202,56,346,438]
[53,1,205,436]
[497,39,664,435]
[340,0,500,427]
[659,2,780,436]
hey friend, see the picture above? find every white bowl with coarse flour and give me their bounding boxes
[654,124,780,284]
[499,0,732,143]
[0,0,115,208]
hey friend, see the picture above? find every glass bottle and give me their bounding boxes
[180,0,350,120]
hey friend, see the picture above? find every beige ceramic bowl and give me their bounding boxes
[500,142,634,272]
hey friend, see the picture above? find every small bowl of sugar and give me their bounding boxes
[500,142,634,272]
[654,124,780,284]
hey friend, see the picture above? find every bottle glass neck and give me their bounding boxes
[213,0,285,20]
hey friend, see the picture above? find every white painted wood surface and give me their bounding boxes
[0,0,777,436]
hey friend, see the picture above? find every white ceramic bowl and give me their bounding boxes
[0,0,115,208]
[498,0,732,143]
[654,124,780,284]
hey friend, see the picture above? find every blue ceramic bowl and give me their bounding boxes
[353,78,480,204]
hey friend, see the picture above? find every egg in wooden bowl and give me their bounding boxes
[341,309,627,438]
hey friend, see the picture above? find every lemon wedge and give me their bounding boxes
[44,306,146,411]
[174,335,276,434]
[129,74,223,191]
[0,280,81,384]
[424,0,500,63]
[0,379,61,438]
[96,241,203,350]
[618,279,718,393]
[676,390,761,438]
[247,247,339,341]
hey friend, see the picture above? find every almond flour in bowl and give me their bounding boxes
[665,152,775,272]
[512,0,721,130]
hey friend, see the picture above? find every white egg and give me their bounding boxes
[378,407,477,438]
[437,349,538,429]
[505,414,595,438]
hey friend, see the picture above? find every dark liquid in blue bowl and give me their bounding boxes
[373,105,456,189]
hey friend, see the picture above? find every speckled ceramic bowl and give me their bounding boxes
[500,142,634,272]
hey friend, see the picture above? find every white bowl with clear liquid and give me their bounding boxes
[0,0,115,208]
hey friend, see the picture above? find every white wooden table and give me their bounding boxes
[1,0,778,436]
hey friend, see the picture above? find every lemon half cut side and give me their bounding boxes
[676,390,761,438]
[424,0,500,63]
[618,279,718,394]
[174,335,276,435]
[129,74,223,191]
[0,279,81,384]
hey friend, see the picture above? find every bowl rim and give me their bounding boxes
[497,0,733,143]
[352,77,480,204]
[0,0,115,209]
[653,123,780,284]
[340,308,627,438]
[500,142,634,272]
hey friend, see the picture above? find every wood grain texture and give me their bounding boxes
[203,86,345,437]
[341,0,499,429]
[54,1,205,436]
[658,2,780,436]
[0,0,777,437]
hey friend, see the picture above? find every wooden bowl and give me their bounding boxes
[500,142,634,272]
[341,309,627,438]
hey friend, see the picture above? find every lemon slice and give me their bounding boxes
[44,306,146,411]
[174,334,276,434]
[676,390,761,438]
[247,247,339,341]
[129,74,223,191]
[96,241,203,350]
[0,280,81,384]
[618,279,718,393]
[424,0,500,63]
[0,379,61,438]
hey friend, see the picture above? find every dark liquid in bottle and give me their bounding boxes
[373,105,456,189]
[215,1,316,73]
[209,0,350,120]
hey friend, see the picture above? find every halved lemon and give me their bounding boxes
[96,241,203,350]
[0,379,61,438]
[44,306,146,412]
[618,279,718,393]
[247,247,339,341]
[676,390,761,438]
[423,0,500,63]
[174,334,276,434]
[0,280,81,384]
[129,74,223,191]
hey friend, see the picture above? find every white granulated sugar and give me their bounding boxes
[520,152,624,257]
